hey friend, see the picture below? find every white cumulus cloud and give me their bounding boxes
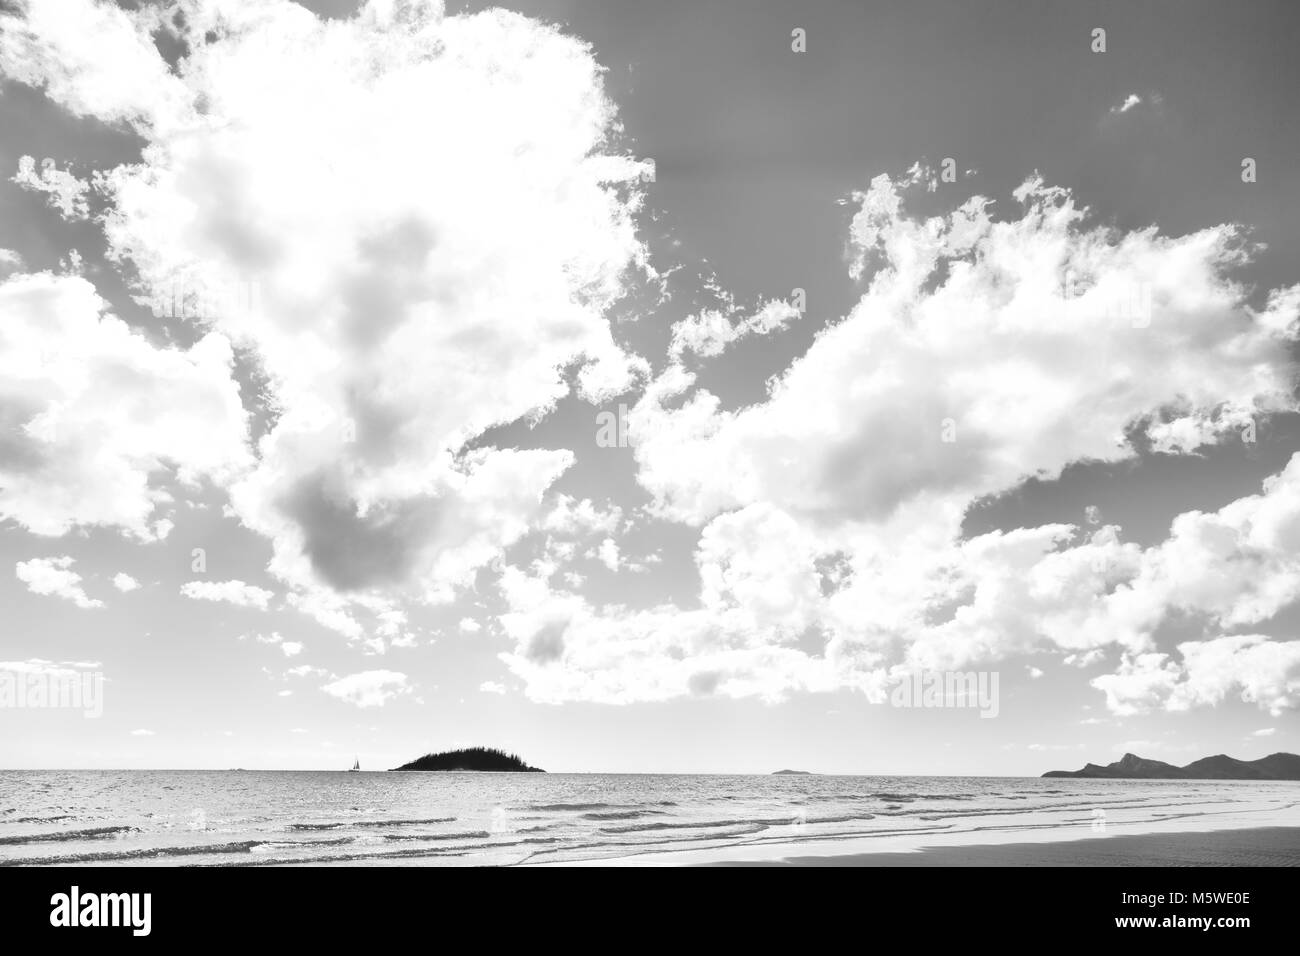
[180,580,275,610]
[15,556,102,608]
[0,272,251,539]
[112,572,141,592]
[321,670,411,708]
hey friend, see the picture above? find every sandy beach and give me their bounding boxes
[700,827,1300,866]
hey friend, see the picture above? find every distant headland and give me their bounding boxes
[1043,751,1300,780]
[390,747,544,772]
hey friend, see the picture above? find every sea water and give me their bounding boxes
[1,770,1296,866]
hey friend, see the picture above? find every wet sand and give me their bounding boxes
[699,826,1300,866]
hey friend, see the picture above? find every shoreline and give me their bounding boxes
[535,804,1300,866]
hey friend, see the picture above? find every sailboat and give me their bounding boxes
[348,757,360,772]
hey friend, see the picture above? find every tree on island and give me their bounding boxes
[390,746,544,772]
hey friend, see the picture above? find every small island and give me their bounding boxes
[772,769,812,775]
[1043,751,1300,780]
[390,746,545,773]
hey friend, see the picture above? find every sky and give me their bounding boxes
[1,0,1298,773]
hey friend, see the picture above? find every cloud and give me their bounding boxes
[1110,93,1142,115]
[633,173,1297,528]
[458,617,482,634]
[130,729,155,736]
[180,579,274,610]
[1094,636,1300,717]
[479,680,506,694]
[541,496,623,537]
[286,590,363,641]
[375,609,415,649]
[1169,635,1300,716]
[321,670,411,708]
[280,641,305,658]
[1091,653,1183,716]
[12,155,91,219]
[112,572,140,592]
[596,537,620,572]
[1116,453,1300,631]
[0,271,251,539]
[8,1,1300,716]
[0,657,98,677]
[15,556,102,608]
[496,556,841,705]
[668,298,801,361]
[2,0,652,621]
[0,0,187,127]
[1251,727,1277,737]
[286,664,328,678]
[496,170,1300,705]
[493,466,1300,708]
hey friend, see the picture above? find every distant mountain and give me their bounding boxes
[390,746,544,772]
[1252,752,1300,779]
[1044,753,1186,779]
[772,769,812,775]
[1181,755,1268,779]
[1043,751,1300,780]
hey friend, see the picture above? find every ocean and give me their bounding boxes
[2,771,1297,866]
